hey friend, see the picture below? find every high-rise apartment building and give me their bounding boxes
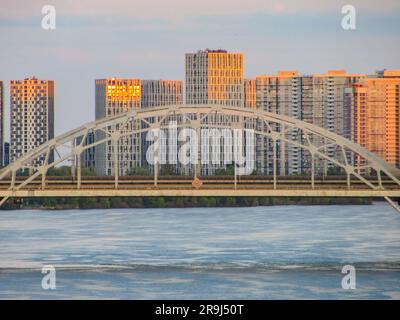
[351,70,400,168]
[140,79,183,174]
[254,70,367,175]
[10,77,54,165]
[183,49,244,175]
[95,78,142,176]
[185,49,244,107]
[0,81,3,166]
[312,70,365,139]
[256,71,304,175]
[141,80,183,108]
[311,70,366,173]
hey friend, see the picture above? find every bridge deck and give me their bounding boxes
[1,178,399,198]
[1,187,399,198]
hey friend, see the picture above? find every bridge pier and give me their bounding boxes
[41,172,46,190]
[311,154,315,189]
[280,125,286,176]
[113,138,119,189]
[71,155,76,180]
[273,138,277,190]
[154,134,159,187]
[77,153,82,189]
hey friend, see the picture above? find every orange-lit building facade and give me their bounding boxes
[185,49,244,107]
[351,70,400,168]
[95,78,142,176]
[244,78,256,109]
[95,78,141,119]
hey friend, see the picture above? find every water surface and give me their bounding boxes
[0,203,399,299]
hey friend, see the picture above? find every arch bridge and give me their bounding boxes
[0,105,399,212]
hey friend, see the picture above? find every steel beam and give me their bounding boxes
[1,188,400,198]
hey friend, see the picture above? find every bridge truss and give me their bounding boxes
[0,105,399,212]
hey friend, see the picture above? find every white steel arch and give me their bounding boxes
[0,105,399,210]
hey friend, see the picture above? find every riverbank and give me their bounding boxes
[0,196,372,210]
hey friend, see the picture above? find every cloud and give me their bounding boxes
[1,0,399,20]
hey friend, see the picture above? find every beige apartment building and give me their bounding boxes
[184,49,245,175]
[255,71,305,175]
[185,49,244,107]
[253,70,368,175]
[141,80,183,108]
[95,78,184,176]
[310,70,366,174]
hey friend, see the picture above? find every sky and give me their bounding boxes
[0,0,399,138]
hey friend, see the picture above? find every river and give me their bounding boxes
[0,203,399,299]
